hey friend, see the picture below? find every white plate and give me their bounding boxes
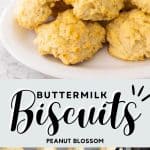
[0,1,150,79]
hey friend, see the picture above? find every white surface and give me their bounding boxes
[0,0,53,79]
[1,1,150,79]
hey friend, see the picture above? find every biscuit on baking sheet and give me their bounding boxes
[131,0,150,14]
[34,10,105,65]
[64,0,124,21]
[107,9,150,61]
[16,0,59,29]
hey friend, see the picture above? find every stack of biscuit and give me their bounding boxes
[16,0,150,65]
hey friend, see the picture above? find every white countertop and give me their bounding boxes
[0,0,54,79]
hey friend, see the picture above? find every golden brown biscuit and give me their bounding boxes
[34,10,105,65]
[131,0,150,14]
[64,0,124,21]
[16,0,59,29]
[107,9,150,61]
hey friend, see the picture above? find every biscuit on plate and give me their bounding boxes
[107,9,150,61]
[64,0,124,21]
[34,10,105,65]
[16,0,59,29]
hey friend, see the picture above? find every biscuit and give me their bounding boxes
[34,10,105,65]
[64,0,124,21]
[107,9,150,61]
[16,0,59,29]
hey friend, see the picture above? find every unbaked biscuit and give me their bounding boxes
[107,9,150,61]
[34,10,105,65]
